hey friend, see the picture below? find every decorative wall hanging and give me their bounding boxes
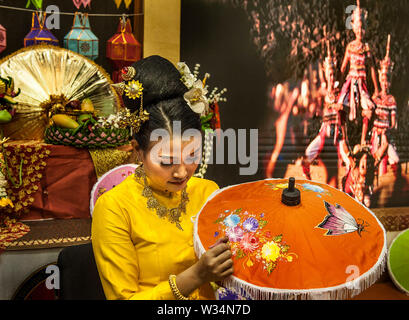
[106,17,141,82]
[64,12,98,60]
[114,0,133,9]
[0,25,6,54]
[0,45,120,140]
[194,177,386,300]
[73,0,92,9]
[24,12,58,47]
[26,0,43,10]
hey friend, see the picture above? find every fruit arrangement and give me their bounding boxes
[45,98,131,149]
[0,76,21,124]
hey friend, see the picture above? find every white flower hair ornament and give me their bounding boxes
[177,62,212,116]
[183,79,209,115]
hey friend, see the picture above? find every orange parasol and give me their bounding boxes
[194,178,386,299]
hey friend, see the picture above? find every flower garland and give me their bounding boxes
[177,62,227,178]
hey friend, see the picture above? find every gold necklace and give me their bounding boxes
[134,166,189,231]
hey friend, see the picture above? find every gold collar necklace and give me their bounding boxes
[134,166,189,231]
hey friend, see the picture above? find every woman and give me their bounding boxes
[337,0,379,146]
[91,56,233,300]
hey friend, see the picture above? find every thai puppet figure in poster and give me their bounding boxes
[301,41,352,188]
[370,35,400,178]
[337,0,379,147]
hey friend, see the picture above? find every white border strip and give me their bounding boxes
[193,178,388,300]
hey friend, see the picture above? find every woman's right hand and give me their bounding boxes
[194,236,234,284]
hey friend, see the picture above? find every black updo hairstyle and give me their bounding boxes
[122,55,202,152]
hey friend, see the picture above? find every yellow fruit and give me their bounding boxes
[51,114,79,129]
[81,98,94,112]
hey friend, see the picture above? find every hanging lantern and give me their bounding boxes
[24,12,58,47]
[107,17,141,83]
[64,12,98,60]
[0,25,6,54]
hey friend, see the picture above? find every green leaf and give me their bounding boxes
[266,262,276,275]
[258,220,268,228]
[281,245,290,253]
[273,234,283,243]
[236,249,245,259]
[26,0,43,10]
[213,217,224,224]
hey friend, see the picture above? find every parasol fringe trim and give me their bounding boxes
[193,178,388,300]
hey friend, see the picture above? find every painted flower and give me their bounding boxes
[301,183,325,194]
[242,217,259,232]
[226,226,244,242]
[223,214,240,228]
[261,241,281,262]
[239,233,259,253]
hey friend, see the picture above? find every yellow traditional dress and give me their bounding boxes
[91,174,219,300]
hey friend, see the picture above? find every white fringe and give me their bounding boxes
[193,178,388,300]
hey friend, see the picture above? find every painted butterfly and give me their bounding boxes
[317,201,369,236]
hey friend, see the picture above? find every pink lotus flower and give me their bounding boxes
[239,233,259,253]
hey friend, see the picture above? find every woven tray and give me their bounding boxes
[44,126,130,149]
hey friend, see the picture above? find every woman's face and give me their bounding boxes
[138,134,202,193]
[379,73,389,93]
[353,21,363,41]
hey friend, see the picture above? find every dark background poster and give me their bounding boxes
[181,0,409,208]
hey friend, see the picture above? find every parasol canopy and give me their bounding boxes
[89,164,138,216]
[194,178,387,300]
[0,45,120,140]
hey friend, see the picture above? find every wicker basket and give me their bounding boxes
[44,126,130,149]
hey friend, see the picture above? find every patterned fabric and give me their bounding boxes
[2,142,51,217]
[372,95,397,130]
[0,216,30,250]
[88,148,132,179]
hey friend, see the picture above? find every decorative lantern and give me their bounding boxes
[107,17,142,83]
[24,12,58,47]
[64,13,98,60]
[0,24,6,54]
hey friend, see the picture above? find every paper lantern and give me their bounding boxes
[0,24,6,54]
[64,13,98,60]
[24,12,58,47]
[107,17,141,82]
